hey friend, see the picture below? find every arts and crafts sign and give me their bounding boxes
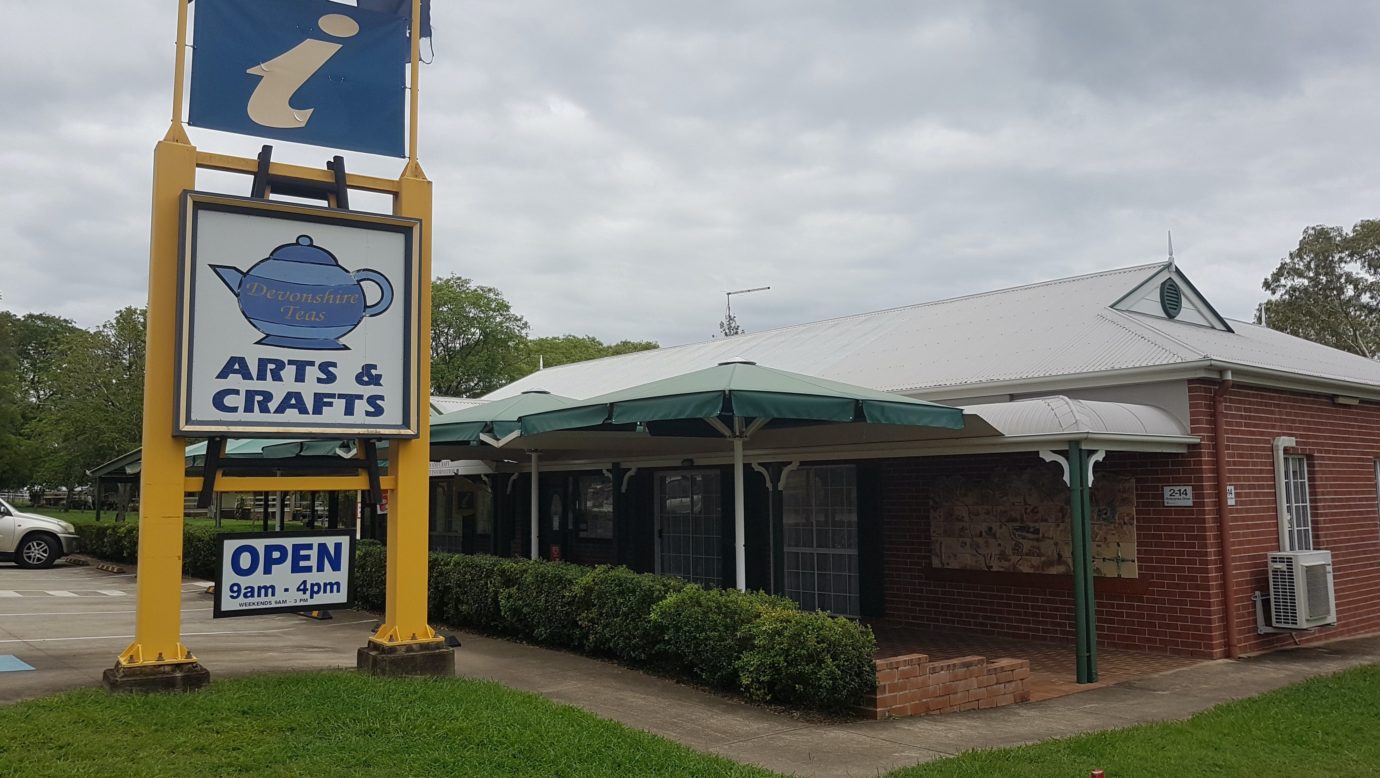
[176,192,420,437]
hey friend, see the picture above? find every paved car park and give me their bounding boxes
[0,562,370,704]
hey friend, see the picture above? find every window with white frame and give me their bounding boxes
[1282,454,1313,551]
[783,465,859,617]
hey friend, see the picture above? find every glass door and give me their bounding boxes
[655,471,723,586]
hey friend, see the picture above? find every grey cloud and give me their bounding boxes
[2,0,1377,352]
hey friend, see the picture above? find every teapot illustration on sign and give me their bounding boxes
[210,235,392,351]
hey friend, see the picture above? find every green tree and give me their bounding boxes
[13,312,81,411]
[1259,221,1380,358]
[430,275,530,397]
[0,312,28,489]
[0,311,82,489]
[31,308,146,504]
[521,334,658,376]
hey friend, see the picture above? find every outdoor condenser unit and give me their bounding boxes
[1268,550,1337,630]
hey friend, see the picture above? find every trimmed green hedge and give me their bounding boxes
[75,523,877,712]
[412,551,876,712]
[574,566,688,662]
[651,585,798,688]
[75,523,140,565]
[737,608,878,709]
[354,540,387,612]
[75,523,232,580]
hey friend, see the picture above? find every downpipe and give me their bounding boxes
[1215,372,1240,658]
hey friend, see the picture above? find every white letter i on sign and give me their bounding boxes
[244,14,359,129]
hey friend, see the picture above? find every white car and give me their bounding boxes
[0,498,80,568]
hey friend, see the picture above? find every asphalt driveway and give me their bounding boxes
[0,561,369,704]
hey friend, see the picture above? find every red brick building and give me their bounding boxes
[432,262,1380,668]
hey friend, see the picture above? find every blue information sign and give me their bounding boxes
[189,0,407,157]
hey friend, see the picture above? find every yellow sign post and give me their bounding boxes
[104,0,450,692]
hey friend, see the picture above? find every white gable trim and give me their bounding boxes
[1111,265,1233,332]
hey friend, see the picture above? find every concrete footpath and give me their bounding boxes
[453,630,1380,777]
[5,562,1379,776]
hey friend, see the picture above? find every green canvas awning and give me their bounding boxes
[432,390,576,445]
[185,438,286,466]
[517,359,968,592]
[521,361,963,436]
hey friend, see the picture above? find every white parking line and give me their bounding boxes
[97,590,127,597]
[0,627,294,644]
[44,591,78,597]
[0,591,18,598]
[0,608,213,617]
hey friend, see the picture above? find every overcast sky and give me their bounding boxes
[3,1,1378,347]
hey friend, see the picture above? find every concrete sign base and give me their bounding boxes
[356,642,454,677]
[102,661,212,693]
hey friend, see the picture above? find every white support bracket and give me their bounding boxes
[479,430,522,449]
[1039,450,1070,486]
[1086,450,1106,486]
[620,467,639,494]
[776,461,800,491]
[1039,449,1104,487]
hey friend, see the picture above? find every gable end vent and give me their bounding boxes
[1159,278,1183,319]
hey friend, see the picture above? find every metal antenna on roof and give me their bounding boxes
[1167,230,1176,273]
[718,286,771,337]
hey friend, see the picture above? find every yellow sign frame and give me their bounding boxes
[113,0,442,679]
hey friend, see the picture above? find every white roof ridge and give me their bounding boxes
[714,261,1168,342]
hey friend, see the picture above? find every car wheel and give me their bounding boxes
[16,534,58,569]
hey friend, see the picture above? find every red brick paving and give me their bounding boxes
[870,622,1204,702]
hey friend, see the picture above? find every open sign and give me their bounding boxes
[215,530,354,617]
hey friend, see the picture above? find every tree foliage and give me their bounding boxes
[1259,221,1380,358]
[430,275,531,397]
[0,311,84,489]
[522,334,658,375]
[29,307,146,492]
[0,313,27,489]
[13,312,82,410]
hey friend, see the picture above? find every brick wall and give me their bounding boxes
[1208,381,1380,654]
[879,444,1224,657]
[860,653,1031,719]
[878,380,1380,659]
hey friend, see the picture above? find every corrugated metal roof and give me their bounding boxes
[488,263,1380,401]
[429,396,488,416]
[967,396,1189,438]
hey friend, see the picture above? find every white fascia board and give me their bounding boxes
[1204,361,1380,403]
[893,362,1221,401]
[895,359,1380,406]
[463,432,1200,474]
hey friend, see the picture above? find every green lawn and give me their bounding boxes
[890,664,1380,778]
[0,672,774,778]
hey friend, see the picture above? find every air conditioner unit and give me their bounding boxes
[1268,550,1337,630]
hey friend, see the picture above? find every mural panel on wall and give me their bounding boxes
[929,466,1137,578]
